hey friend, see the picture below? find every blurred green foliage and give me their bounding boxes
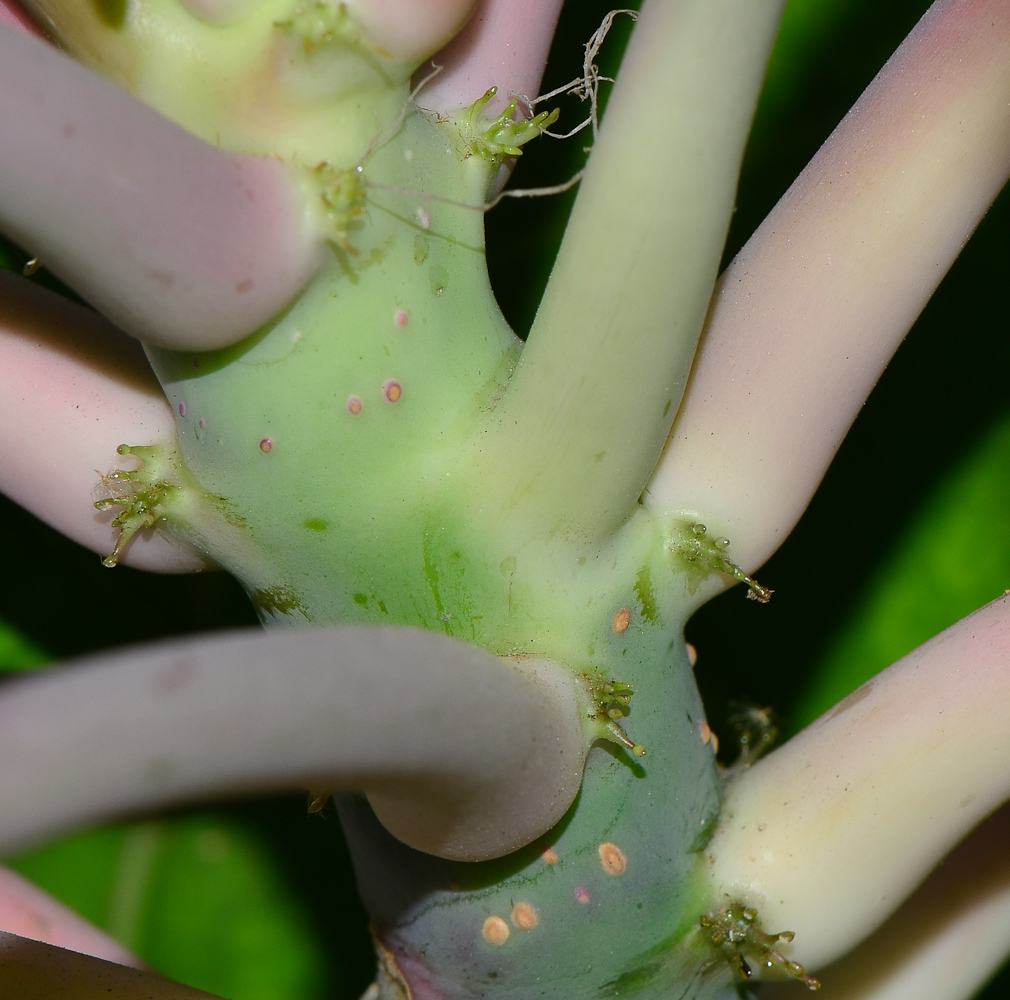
[2,0,1009,997]
[791,413,1010,731]
[0,616,46,671]
[11,817,324,1000]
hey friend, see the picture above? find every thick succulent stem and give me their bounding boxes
[9,0,1009,996]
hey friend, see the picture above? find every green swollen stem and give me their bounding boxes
[472,0,787,544]
[1,6,817,995]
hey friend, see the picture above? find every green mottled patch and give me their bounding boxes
[251,586,309,621]
[688,807,720,853]
[667,521,772,602]
[91,0,126,28]
[597,959,664,998]
[634,564,658,624]
[413,235,429,265]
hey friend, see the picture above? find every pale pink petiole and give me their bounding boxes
[0,866,141,968]
[0,0,41,35]
[416,0,566,115]
[0,268,207,571]
[0,26,321,352]
[648,0,1010,574]
[0,627,586,863]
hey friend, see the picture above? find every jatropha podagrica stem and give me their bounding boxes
[3,0,1010,997]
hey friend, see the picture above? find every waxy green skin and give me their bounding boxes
[144,103,727,995]
[61,3,741,996]
[145,107,522,628]
[339,631,719,1000]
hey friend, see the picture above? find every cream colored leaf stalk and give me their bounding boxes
[762,804,1010,1000]
[466,0,787,544]
[649,0,1010,575]
[706,593,1010,973]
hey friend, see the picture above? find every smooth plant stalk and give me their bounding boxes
[0,26,320,351]
[762,804,1010,1000]
[0,269,204,571]
[416,0,566,114]
[469,0,786,543]
[648,0,1010,572]
[705,593,1010,971]
[328,0,476,61]
[0,0,39,33]
[0,628,587,861]
[0,867,141,968]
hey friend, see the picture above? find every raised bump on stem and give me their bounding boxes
[705,593,1010,971]
[648,0,1010,574]
[0,26,321,351]
[0,627,588,862]
[467,0,787,544]
[0,268,207,572]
